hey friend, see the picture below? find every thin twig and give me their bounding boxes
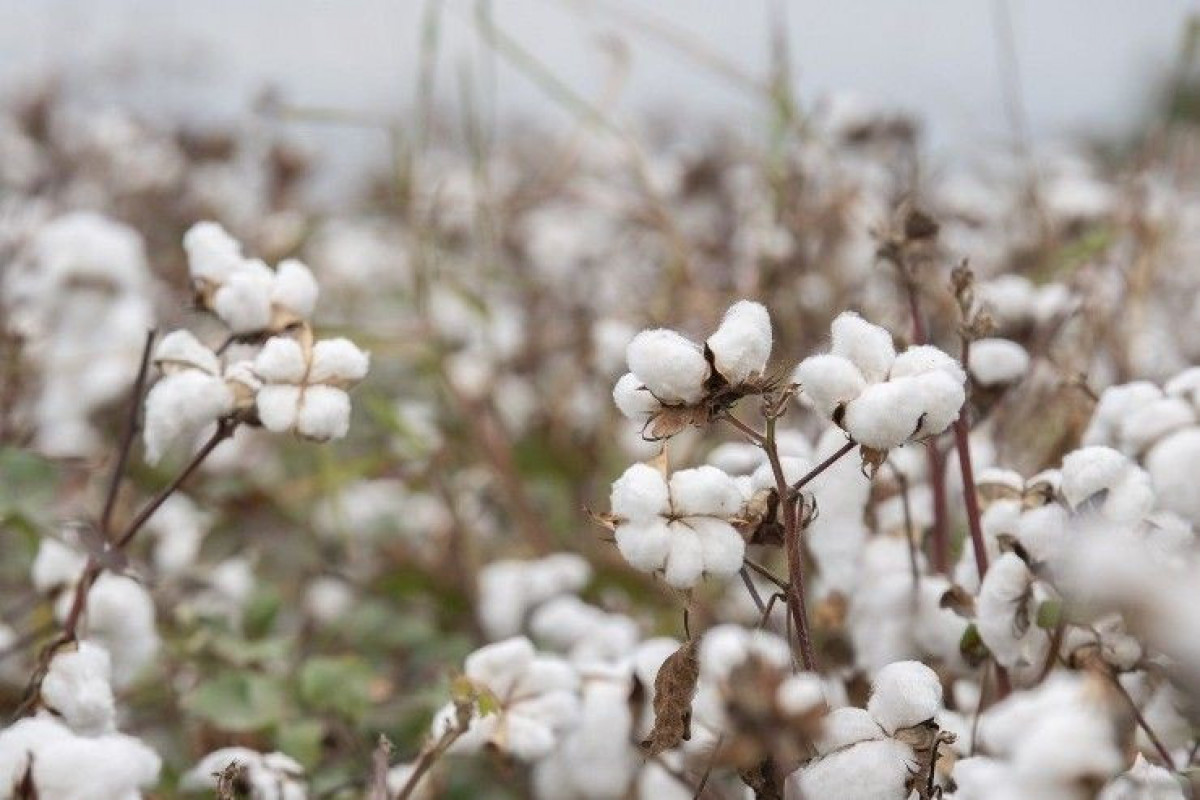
[787,439,856,496]
[99,329,156,538]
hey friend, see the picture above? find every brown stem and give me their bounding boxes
[926,442,950,573]
[787,439,856,496]
[1107,669,1177,771]
[954,339,990,582]
[100,330,156,538]
[722,413,766,445]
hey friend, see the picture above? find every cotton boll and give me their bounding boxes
[271,258,318,318]
[610,463,670,521]
[699,625,791,682]
[669,465,743,517]
[788,737,916,800]
[625,329,709,405]
[184,221,243,283]
[477,555,592,640]
[707,441,765,475]
[254,336,308,383]
[31,728,162,800]
[777,673,827,716]
[866,660,943,734]
[1165,367,1200,409]
[154,329,220,375]
[662,524,706,587]
[968,338,1030,386]
[304,576,355,624]
[975,553,1047,670]
[706,300,772,385]
[614,519,672,572]
[686,516,746,578]
[1011,708,1123,792]
[184,748,306,800]
[68,574,159,688]
[613,372,661,423]
[892,344,966,384]
[912,370,966,436]
[309,338,370,384]
[815,707,884,754]
[1146,428,1200,525]
[831,311,896,383]
[143,370,234,464]
[1099,754,1185,800]
[1083,382,1163,449]
[32,536,87,593]
[145,494,210,577]
[1121,398,1194,455]
[844,379,925,450]
[793,354,867,419]
[41,643,115,736]
[296,384,352,441]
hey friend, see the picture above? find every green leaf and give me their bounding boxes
[276,719,326,769]
[1036,599,1063,630]
[299,656,374,720]
[959,623,990,667]
[182,671,286,732]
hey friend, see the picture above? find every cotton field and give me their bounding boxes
[3,6,1200,800]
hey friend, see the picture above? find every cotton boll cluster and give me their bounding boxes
[253,334,369,441]
[2,212,155,457]
[794,312,966,451]
[529,596,641,668]
[477,555,593,640]
[182,748,307,800]
[608,462,746,588]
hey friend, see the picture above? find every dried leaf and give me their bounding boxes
[640,638,700,756]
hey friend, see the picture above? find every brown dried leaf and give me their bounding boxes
[640,638,701,756]
[938,585,977,619]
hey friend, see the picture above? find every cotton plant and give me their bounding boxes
[793,311,966,453]
[181,747,307,800]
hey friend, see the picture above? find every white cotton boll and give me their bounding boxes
[844,379,925,450]
[788,737,916,800]
[1165,367,1200,408]
[0,715,71,792]
[615,520,672,573]
[1015,503,1070,565]
[1083,382,1162,449]
[1121,398,1194,455]
[72,574,159,688]
[592,318,636,375]
[669,465,743,517]
[271,258,319,318]
[610,463,670,521]
[1102,468,1156,525]
[184,221,243,282]
[1011,708,1123,790]
[699,625,791,682]
[968,338,1030,386]
[951,757,1014,800]
[707,442,765,475]
[184,748,306,800]
[143,371,234,464]
[212,262,274,333]
[309,338,370,385]
[146,494,210,577]
[662,524,705,588]
[466,637,536,697]
[891,345,967,384]
[830,311,896,383]
[32,536,87,593]
[866,660,943,734]
[154,330,220,375]
[1060,446,1130,509]
[256,385,302,434]
[253,337,308,383]
[41,643,115,736]
[1146,428,1200,525]
[613,372,661,423]
[706,300,772,385]
[815,707,884,754]
[296,385,352,441]
[793,354,867,419]
[625,329,709,405]
[304,576,355,624]
[476,555,591,640]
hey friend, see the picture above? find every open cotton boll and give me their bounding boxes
[699,625,791,682]
[1165,367,1200,409]
[777,673,827,716]
[65,574,159,688]
[476,555,591,640]
[145,494,210,577]
[707,441,765,475]
[610,463,670,520]
[975,553,1047,670]
[184,747,307,800]
[31,535,87,593]
[1099,754,1186,800]
[183,221,244,283]
[1146,428,1200,525]
[613,372,661,422]
[143,370,234,464]
[41,643,116,736]
[625,329,709,405]
[669,465,743,517]
[1060,447,1153,522]
[913,371,966,436]
[968,338,1030,386]
[793,354,868,420]
[1083,382,1163,449]
[296,384,352,440]
[1010,709,1123,792]
[28,728,162,800]
[705,300,772,385]
[843,379,926,450]
[788,737,916,800]
[271,258,319,318]
[830,311,896,383]
[253,336,308,383]
[866,660,942,734]
[1121,398,1194,455]
[614,519,672,572]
